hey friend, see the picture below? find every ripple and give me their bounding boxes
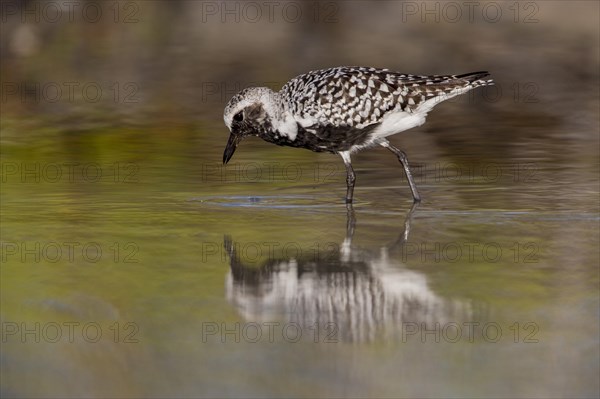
[187,195,345,209]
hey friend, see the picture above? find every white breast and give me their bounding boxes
[275,112,300,141]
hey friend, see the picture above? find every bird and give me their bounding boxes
[222,66,493,203]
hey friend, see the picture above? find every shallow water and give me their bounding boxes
[1,117,598,397]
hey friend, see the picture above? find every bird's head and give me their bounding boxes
[222,87,279,164]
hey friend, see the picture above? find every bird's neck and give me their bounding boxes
[250,90,299,140]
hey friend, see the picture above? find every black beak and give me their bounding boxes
[223,133,242,165]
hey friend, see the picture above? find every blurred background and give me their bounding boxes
[1,1,599,398]
[1,1,598,131]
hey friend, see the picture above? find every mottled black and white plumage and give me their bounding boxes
[223,66,493,203]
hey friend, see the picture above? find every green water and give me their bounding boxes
[1,118,598,397]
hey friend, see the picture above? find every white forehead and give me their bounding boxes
[223,87,279,130]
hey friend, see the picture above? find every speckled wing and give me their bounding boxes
[281,66,491,132]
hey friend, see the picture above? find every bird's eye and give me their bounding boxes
[233,111,244,123]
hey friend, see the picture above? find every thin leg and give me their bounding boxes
[379,141,421,202]
[339,152,355,204]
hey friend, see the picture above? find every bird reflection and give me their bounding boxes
[224,204,472,342]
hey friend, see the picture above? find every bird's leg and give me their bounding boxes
[339,152,355,204]
[380,141,421,203]
[396,149,421,203]
[345,164,356,204]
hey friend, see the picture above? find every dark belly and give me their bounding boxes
[260,123,381,154]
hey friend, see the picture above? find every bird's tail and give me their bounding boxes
[454,71,494,87]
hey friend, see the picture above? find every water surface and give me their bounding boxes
[1,119,598,397]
